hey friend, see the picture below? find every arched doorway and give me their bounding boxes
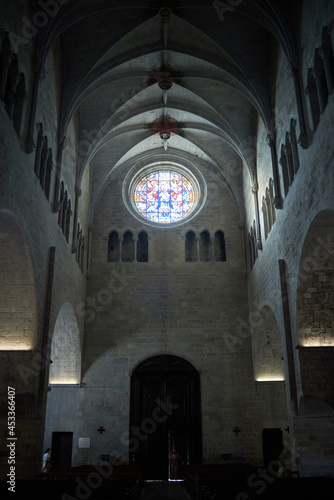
[130,355,202,479]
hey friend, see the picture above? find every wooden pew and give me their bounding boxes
[182,465,334,500]
[183,463,257,499]
[32,464,144,499]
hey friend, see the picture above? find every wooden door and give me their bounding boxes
[262,428,283,467]
[51,432,73,470]
[130,355,202,479]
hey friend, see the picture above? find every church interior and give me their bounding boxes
[0,0,334,498]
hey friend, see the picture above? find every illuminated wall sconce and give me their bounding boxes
[255,377,285,382]
[49,380,80,385]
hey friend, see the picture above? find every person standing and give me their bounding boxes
[170,449,182,480]
[42,448,52,473]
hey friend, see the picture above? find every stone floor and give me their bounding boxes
[139,481,191,499]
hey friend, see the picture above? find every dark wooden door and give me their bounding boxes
[262,428,283,467]
[51,432,73,470]
[130,355,202,479]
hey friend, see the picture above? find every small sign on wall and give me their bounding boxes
[78,437,91,449]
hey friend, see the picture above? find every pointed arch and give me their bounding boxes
[185,230,197,262]
[137,230,148,262]
[214,230,226,262]
[297,209,334,347]
[107,230,120,262]
[199,230,212,262]
[252,306,284,382]
[0,210,38,350]
[297,209,334,409]
[49,303,81,384]
[122,231,135,262]
[130,354,202,478]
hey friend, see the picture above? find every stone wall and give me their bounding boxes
[1,0,334,481]
[294,416,334,477]
[0,10,89,480]
[43,154,290,468]
[247,3,334,476]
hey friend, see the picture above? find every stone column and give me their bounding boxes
[287,62,308,149]
[72,186,82,253]
[327,21,334,61]
[86,223,92,276]
[278,259,298,414]
[279,146,289,197]
[250,223,257,266]
[34,124,44,176]
[288,118,300,174]
[319,45,334,96]
[133,236,138,262]
[210,234,215,261]
[53,134,68,213]
[285,137,294,184]
[26,64,46,153]
[266,132,283,209]
[312,66,327,114]
[0,34,12,100]
[40,145,51,190]
[5,68,20,120]
[251,182,262,251]
[13,72,27,135]
[79,233,85,271]
[238,222,247,270]
[119,232,123,261]
[37,246,56,408]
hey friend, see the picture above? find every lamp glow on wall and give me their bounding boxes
[299,338,334,347]
[256,375,285,382]
[49,379,80,385]
[0,342,34,350]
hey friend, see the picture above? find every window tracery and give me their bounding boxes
[134,170,195,224]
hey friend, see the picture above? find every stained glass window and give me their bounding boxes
[134,170,195,224]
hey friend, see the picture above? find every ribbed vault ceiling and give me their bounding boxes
[34,0,297,221]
